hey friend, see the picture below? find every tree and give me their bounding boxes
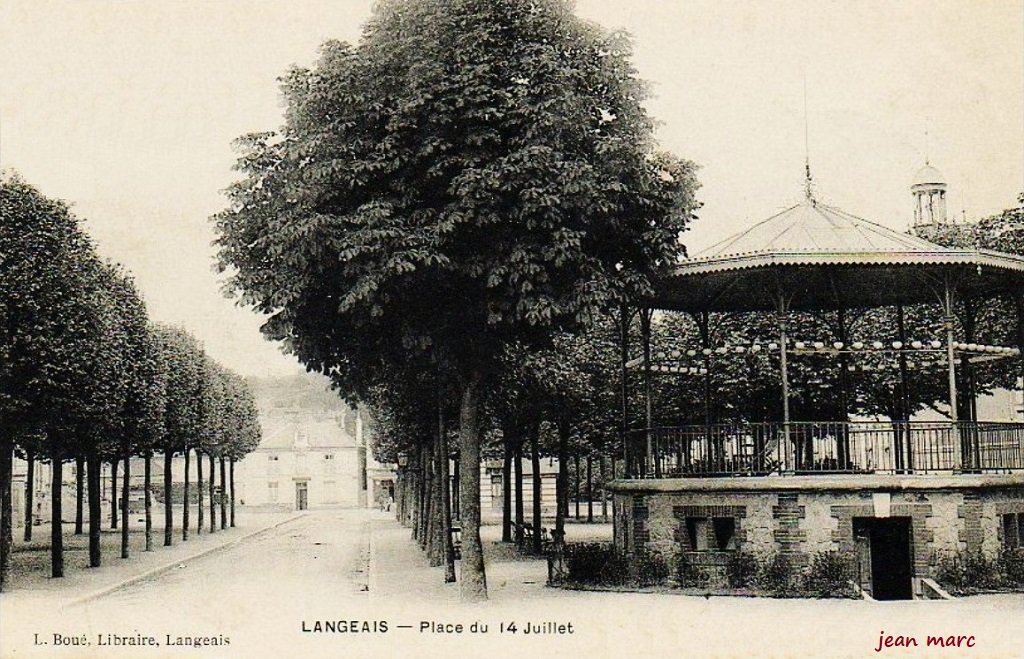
[14,432,45,543]
[519,320,618,540]
[152,325,206,547]
[905,209,1023,422]
[364,367,457,580]
[142,323,170,550]
[198,359,229,534]
[0,174,122,583]
[103,269,164,560]
[75,260,140,570]
[222,373,260,528]
[214,0,697,601]
[974,194,1024,412]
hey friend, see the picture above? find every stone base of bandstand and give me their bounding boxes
[608,474,1024,597]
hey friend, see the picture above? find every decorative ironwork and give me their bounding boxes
[623,421,1024,478]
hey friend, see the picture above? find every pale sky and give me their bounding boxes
[2,0,1022,377]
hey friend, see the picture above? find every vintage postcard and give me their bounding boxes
[1,1,1023,658]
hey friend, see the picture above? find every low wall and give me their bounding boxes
[609,474,1024,578]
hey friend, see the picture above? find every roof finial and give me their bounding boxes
[925,121,930,166]
[803,74,814,203]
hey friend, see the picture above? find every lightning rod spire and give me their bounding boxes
[803,74,814,203]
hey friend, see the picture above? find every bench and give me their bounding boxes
[516,522,554,553]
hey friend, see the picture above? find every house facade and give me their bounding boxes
[234,373,392,510]
[478,458,560,518]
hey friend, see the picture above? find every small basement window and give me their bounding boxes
[685,517,736,551]
[1003,512,1024,549]
[712,517,736,551]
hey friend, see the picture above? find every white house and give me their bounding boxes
[234,373,390,510]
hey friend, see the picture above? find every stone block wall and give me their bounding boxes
[612,491,777,570]
[611,481,1024,581]
[927,493,964,554]
[985,489,1024,555]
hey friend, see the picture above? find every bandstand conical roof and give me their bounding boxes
[653,197,1024,313]
[697,200,943,257]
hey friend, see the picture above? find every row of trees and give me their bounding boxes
[369,317,623,586]
[0,174,261,592]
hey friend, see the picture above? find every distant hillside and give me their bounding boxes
[246,372,349,414]
[244,372,372,441]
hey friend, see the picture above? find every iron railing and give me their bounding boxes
[623,421,1024,478]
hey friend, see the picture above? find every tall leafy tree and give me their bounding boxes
[102,268,164,560]
[199,359,229,534]
[77,261,135,569]
[906,209,1022,420]
[975,194,1024,408]
[214,0,697,600]
[152,325,205,547]
[142,323,170,550]
[223,372,261,528]
[0,174,120,583]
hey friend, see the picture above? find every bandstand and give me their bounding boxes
[608,193,1024,600]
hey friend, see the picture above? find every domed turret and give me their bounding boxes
[912,163,946,187]
[911,161,947,229]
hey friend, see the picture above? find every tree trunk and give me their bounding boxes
[25,449,35,541]
[398,470,408,525]
[410,446,421,541]
[0,441,13,592]
[406,453,415,536]
[530,425,542,555]
[406,465,413,524]
[420,447,430,547]
[428,441,444,566]
[452,452,460,521]
[514,441,524,546]
[555,421,569,547]
[417,447,426,547]
[144,453,152,551]
[574,454,581,521]
[219,455,227,530]
[458,371,487,602]
[501,435,513,542]
[183,447,190,541]
[88,450,101,567]
[404,470,412,524]
[600,455,608,520]
[587,453,593,523]
[120,452,130,559]
[110,459,118,530]
[422,447,431,550]
[421,446,431,551]
[230,458,236,528]
[73,453,83,536]
[394,471,402,521]
[197,449,204,535]
[610,455,617,519]
[163,448,173,547]
[437,402,456,583]
[50,434,63,578]
[208,453,216,533]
